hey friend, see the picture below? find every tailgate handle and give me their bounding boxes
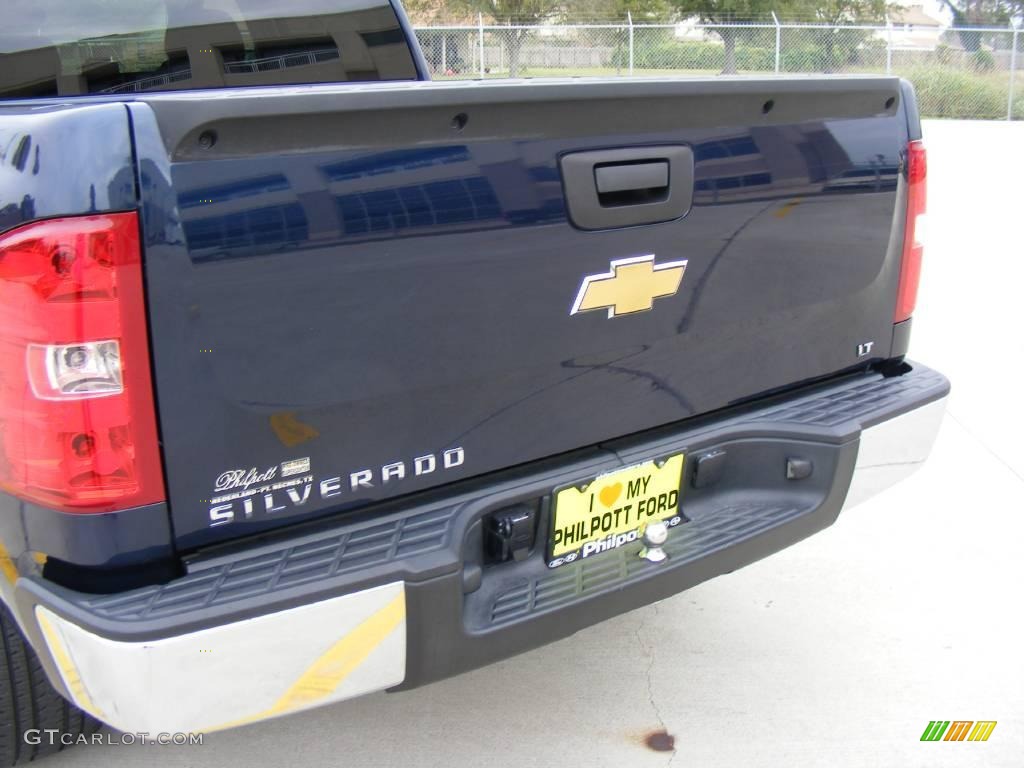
[561,146,694,230]
[595,161,668,197]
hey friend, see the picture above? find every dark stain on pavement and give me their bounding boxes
[644,730,675,752]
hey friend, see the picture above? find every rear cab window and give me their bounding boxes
[0,0,420,99]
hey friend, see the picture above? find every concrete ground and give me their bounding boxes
[51,120,1024,767]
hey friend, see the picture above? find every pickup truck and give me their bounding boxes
[0,0,948,762]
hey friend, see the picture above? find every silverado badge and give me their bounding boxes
[570,255,687,318]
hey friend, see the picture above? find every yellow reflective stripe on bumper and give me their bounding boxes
[211,589,405,731]
[35,610,106,720]
[0,540,19,585]
[278,590,405,708]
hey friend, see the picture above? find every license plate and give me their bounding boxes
[547,454,685,568]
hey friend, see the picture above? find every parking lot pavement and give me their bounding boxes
[48,120,1023,768]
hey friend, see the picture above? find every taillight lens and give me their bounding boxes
[895,140,927,323]
[0,213,165,513]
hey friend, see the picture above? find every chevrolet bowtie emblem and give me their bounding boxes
[571,255,687,319]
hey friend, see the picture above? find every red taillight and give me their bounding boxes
[0,213,165,513]
[895,140,927,323]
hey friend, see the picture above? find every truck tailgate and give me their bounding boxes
[131,77,909,549]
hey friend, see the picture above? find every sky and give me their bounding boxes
[916,0,955,25]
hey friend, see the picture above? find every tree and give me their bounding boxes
[573,0,673,20]
[797,0,891,72]
[805,0,889,24]
[938,0,1022,25]
[573,0,672,74]
[454,0,674,76]
[454,0,565,76]
[403,0,473,24]
[937,0,1022,51]
[666,0,786,73]
[669,0,892,74]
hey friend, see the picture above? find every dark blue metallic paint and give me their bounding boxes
[0,103,136,233]
[129,83,910,551]
[0,497,174,569]
[0,77,913,567]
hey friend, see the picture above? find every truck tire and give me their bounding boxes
[0,603,101,765]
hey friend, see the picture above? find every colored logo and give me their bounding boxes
[920,721,997,742]
[571,255,687,319]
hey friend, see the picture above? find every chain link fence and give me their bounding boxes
[414,19,1023,120]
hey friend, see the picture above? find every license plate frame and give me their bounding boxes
[546,453,685,569]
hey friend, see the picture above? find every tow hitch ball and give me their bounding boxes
[640,521,670,564]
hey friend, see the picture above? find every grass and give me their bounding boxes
[895,67,1022,120]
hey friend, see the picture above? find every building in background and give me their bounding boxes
[885,3,946,51]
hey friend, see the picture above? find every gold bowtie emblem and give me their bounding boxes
[571,255,687,319]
